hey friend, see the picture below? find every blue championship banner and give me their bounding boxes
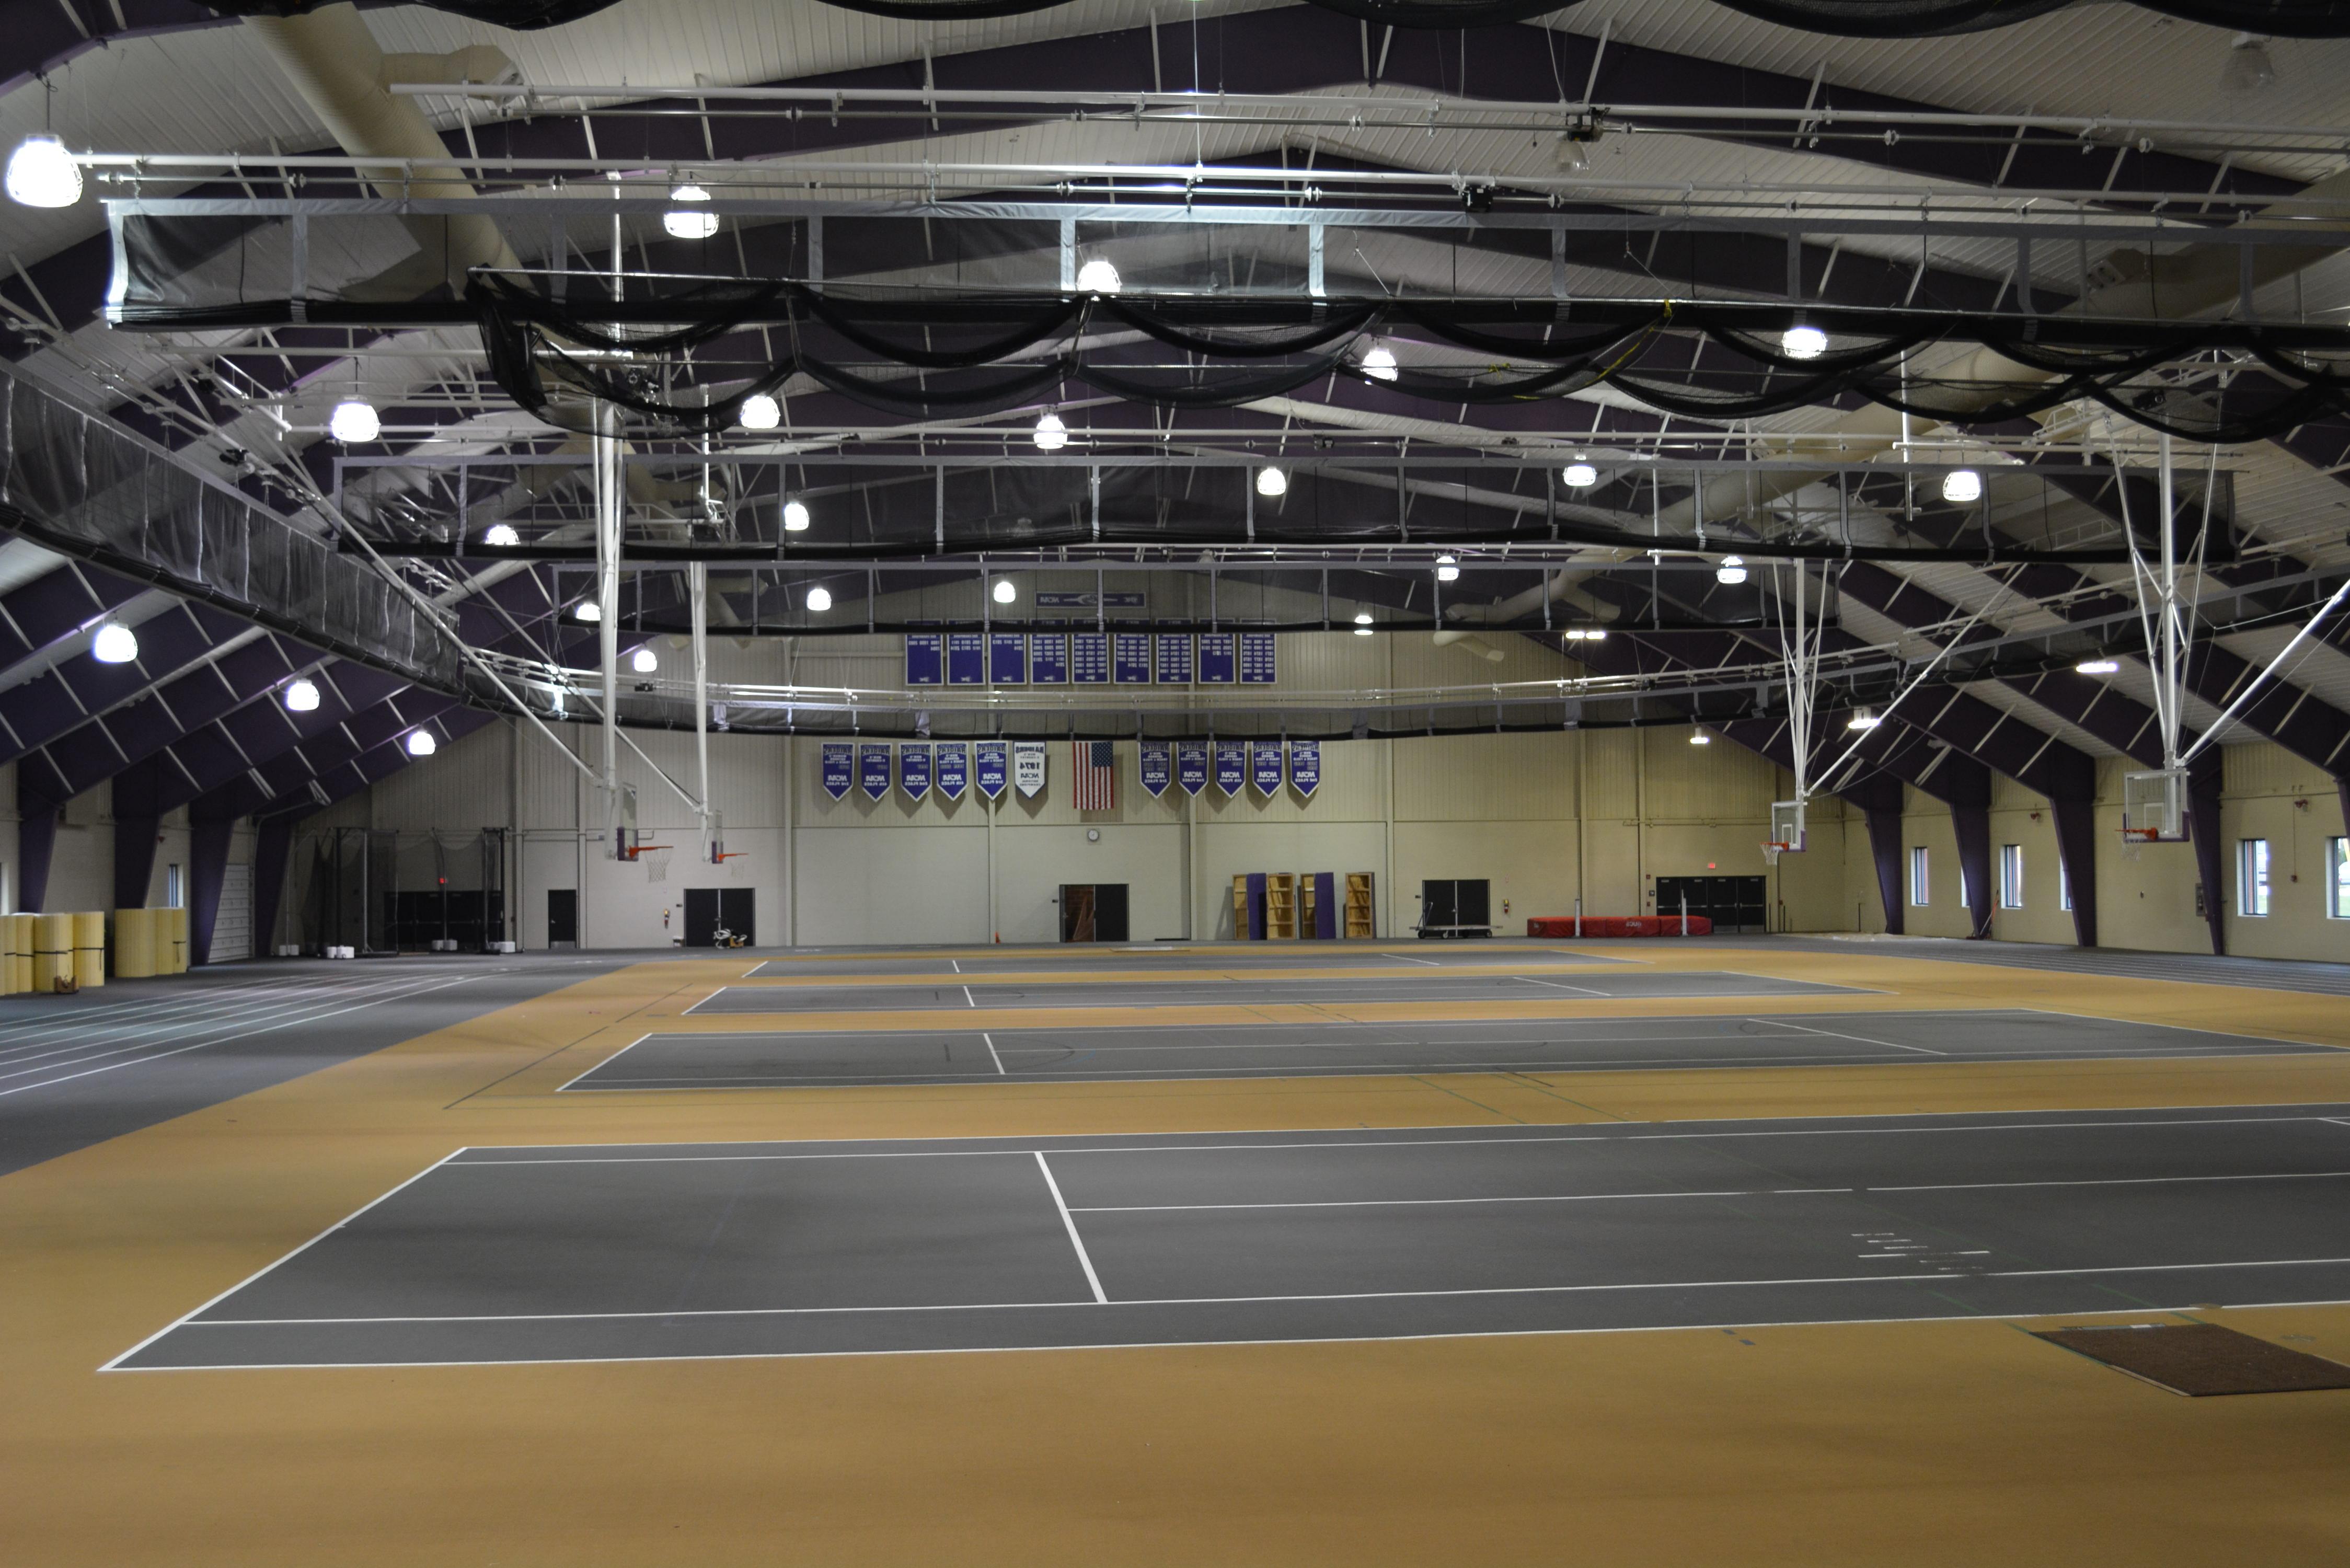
[935,741,969,800]
[945,632,984,685]
[1239,631,1277,684]
[859,743,893,801]
[904,631,944,686]
[1214,739,1246,796]
[1112,630,1153,683]
[1176,738,1209,795]
[1197,631,1236,684]
[1155,631,1194,684]
[987,632,1027,684]
[1029,626,1069,684]
[1138,739,1172,797]
[975,740,1008,799]
[821,742,853,800]
[1249,739,1284,794]
[899,742,931,800]
[1288,739,1320,796]
[1070,630,1110,684]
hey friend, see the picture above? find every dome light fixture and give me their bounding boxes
[738,392,781,431]
[1941,468,1983,504]
[1032,411,1069,452]
[662,184,719,240]
[2075,658,2121,675]
[1847,707,1881,731]
[1434,554,1460,583]
[1560,627,1608,642]
[5,134,83,208]
[481,523,520,547]
[630,647,659,674]
[804,584,833,614]
[328,398,380,443]
[1689,730,1712,746]
[283,677,320,712]
[2223,32,2278,94]
[1074,257,1122,295]
[1361,343,1399,382]
[1782,324,1828,361]
[1256,466,1288,499]
[781,499,811,532]
[1353,609,1375,636]
[1715,554,1747,586]
[404,729,437,757]
[992,578,1017,605]
[573,601,602,623]
[1562,460,1598,488]
[91,621,139,664]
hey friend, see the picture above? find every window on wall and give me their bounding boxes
[1909,846,1930,906]
[165,863,184,909]
[2239,839,2271,917]
[2330,838,2349,920]
[2058,856,2073,913]
[1999,845,2025,909]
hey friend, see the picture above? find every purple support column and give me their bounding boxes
[111,758,167,910]
[248,814,297,959]
[2189,786,2227,956]
[2051,793,2100,948]
[188,808,235,965]
[1952,802,1995,939]
[16,782,55,913]
[1865,804,1907,937]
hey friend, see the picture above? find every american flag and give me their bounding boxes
[1073,739,1116,811]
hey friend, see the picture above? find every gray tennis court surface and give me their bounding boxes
[746,947,1642,977]
[560,1010,2334,1090]
[687,971,1868,1014]
[111,1104,2350,1368]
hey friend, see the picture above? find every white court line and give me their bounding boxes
[0,975,477,1078]
[1391,953,1443,966]
[951,960,962,973]
[101,1147,472,1371]
[984,1033,1006,1075]
[446,1113,2342,1165]
[553,1031,656,1093]
[0,974,501,1098]
[1513,977,1608,997]
[963,986,977,1009]
[151,1255,2350,1334]
[1868,1168,2350,1194]
[1034,1152,1108,1304]
[2007,1006,2342,1053]
[1759,1018,1944,1056]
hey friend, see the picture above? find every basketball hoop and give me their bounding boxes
[1762,840,1790,868]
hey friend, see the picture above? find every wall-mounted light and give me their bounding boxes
[328,399,379,443]
[91,621,138,664]
[804,585,833,613]
[662,184,718,240]
[737,392,781,431]
[630,647,659,674]
[1257,466,1288,498]
[1941,468,1983,504]
[404,729,437,757]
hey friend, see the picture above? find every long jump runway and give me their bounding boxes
[561,1010,2337,1091]
[685,971,1868,1014]
[110,1105,2350,1368]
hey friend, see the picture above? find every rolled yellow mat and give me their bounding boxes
[167,906,190,973]
[9,913,32,995]
[73,909,106,988]
[114,908,157,979]
[34,912,75,993]
[0,910,16,996]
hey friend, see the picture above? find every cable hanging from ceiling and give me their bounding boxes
[464,278,2350,445]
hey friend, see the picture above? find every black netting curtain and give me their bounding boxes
[202,0,2350,34]
[464,280,2350,445]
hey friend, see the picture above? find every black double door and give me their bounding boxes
[1654,875,1768,932]
[1059,884,1130,943]
[683,887,757,947]
[1419,879,1492,937]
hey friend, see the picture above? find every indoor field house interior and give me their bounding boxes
[7,0,2350,1559]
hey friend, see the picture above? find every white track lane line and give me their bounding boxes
[1755,1017,1945,1055]
[1034,1152,1108,1304]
